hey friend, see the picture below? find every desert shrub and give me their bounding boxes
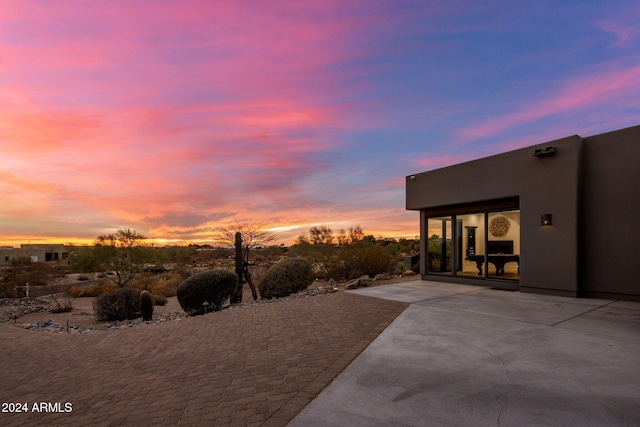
[65,283,117,298]
[0,257,65,292]
[63,284,82,298]
[0,282,15,298]
[336,243,391,279]
[131,274,155,291]
[290,242,336,279]
[177,269,237,315]
[258,257,314,299]
[151,293,167,306]
[93,287,141,321]
[171,269,191,279]
[319,242,391,280]
[130,272,184,297]
[149,273,184,297]
[393,261,406,276]
[38,284,77,313]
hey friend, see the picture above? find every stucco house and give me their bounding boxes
[406,124,640,300]
[0,244,70,267]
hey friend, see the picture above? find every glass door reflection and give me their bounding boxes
[457,213,485,277]
[427,216,452,275]
[486,210,520,279]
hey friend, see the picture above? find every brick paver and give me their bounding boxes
[0,292,407,426]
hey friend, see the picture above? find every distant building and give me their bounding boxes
[406,124,640,300]
[0,244,71,267]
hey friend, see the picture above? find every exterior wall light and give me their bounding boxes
[541,214,552,226]
[532,146,557,158]
[409,175,416,180]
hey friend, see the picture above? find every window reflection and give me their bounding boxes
[487,211,520,279]
[456,213,485,277]
[427,216,452,274]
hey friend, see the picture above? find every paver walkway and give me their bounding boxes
[0,292,408,426]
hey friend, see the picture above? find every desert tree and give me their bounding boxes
[348,225,364,243]
[337,229,349,245]
[291,224,386,280]
[309,225,334,245]
[215,222,275,300]
[337,225,364,245]
[93,228,150,287]
[292,225,337,279]
[294,234,310,245]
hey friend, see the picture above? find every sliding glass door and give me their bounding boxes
[427,216,452,275]
[487,210,520,279]
[426,209,520,281]
[457,213,485,277]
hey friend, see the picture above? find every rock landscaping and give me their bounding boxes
[0,284,340,334]
[0,275,415,334]
[0,298,47,322]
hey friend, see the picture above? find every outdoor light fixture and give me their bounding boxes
[532,146,557,158]
[541,214,552,226]
[409,175,416,180]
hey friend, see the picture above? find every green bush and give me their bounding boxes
[93,287,141,321]
[258,257,314,299]
[338,243,391,279]
[176,269,237,315]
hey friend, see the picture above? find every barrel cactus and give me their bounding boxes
[140,290,154,321]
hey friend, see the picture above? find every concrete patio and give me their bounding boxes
[291,280,640,426]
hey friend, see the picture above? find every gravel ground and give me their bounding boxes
[0,275,417,333]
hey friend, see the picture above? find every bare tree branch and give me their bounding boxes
[214,222,275,301]
[215,222,275,263]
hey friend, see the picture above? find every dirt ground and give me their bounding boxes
[3,275,418,332]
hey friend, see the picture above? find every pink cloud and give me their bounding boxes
[0,1,468,244]
[456,62,640,143]
[595,4,640,47]
[0,101,105,153]
[598,20,638,46]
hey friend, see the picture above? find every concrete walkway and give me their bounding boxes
[291,280,640,426]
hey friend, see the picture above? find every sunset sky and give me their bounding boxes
[2,1,639,246]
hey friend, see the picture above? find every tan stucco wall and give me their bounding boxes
[581,125,640,298]
[407,124,640,299]
[0,244,69,266]
[407,135,582,296]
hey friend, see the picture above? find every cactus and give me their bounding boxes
[231,231,243,304]
[140,290,154,321]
